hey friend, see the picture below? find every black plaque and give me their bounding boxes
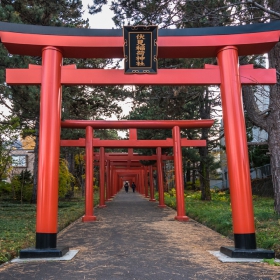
[123,26,158,74]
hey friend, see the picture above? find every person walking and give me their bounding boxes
[124,181,129,193]
[131,182,136,193]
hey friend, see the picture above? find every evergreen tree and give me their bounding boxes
[0,1,128,202]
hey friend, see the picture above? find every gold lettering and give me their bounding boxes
[136,34,145,40]
[135,33,146,67]
[136,51,145,56]
[136,45,146,51]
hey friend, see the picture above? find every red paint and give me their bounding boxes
[98,147,106,208]
[109,165,114,198]
[106,160,111,201]
[173,126,189,222]
[217,46,255,233]
[144,166,149,198]
[6,67,276,86]
[60,138,207,148]
[82,126,96,222]
[61,120,213,129]
[2,29,280,58]
[149,166,156,202]
[36,47,62,233]
[157,147,166,208]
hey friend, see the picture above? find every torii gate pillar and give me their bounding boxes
[99,147,106,208]
[173,126,189,221]
[106,160,111,201]
[82,126,97,222]
[144,166,149,197]
[149,165,156,202]
[218,46,257,256]
[157,147,166,208]
[20,47,69,258]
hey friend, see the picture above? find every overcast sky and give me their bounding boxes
[82,0,115,29]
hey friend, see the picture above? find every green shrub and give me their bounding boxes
[59,158,75,198]
[0,181,12,197]
[10,170,33,202]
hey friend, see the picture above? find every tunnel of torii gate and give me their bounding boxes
[60,125,211,222]
[2,20,279,259]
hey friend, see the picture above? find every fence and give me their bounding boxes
[216,164,271,189]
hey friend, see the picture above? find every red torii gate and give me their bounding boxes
[2,21,279,258]
[99,152,168,201]
[60,123,211,222]
[61,128,192,204]
[72,143,173,202]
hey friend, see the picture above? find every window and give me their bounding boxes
[12,155,27,167]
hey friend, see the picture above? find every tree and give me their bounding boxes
[59,158,75,198]
[0,117,20,181]
[235,1,280,213]
[0,0,89,202]
[0,1,128,202]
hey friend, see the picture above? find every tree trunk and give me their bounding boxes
[31,120,39,204]
[192,163,196,190]
[65,150,75,196]
[242,43,280,213]
[199,145,211,200]
[268,42,280,213]
[186,160,191,183]
[199,88,211,200]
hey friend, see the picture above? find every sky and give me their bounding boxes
[82,0,115,29]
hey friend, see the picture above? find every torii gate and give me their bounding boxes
[98,151,169,200]
[63,135,174,202]
[2,21,279,259]
[101,150,174,199]
[60,124,211,222]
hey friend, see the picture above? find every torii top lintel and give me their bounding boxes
[0,21,280,59]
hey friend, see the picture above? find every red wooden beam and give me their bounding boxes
[105,155,173,160]
[6,65,276,85]
[1,21,280,58]
[60,120,214,129]
[60,138,206,148]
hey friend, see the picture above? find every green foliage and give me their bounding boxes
[263,259,280,266]
[0,181,12,199]
[59,158,75,198]
[0,117,20,181]
[10,170,33,202]
[249,145,270,167]
[186,180,200,190]
[168,187,176,197]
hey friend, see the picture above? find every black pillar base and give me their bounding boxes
[220,246,275,259]
[19,246,69,258]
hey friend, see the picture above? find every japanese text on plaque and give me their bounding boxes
[136,34,146,66]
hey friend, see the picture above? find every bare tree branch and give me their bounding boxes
[246,0,280,18]
[242,86,268,131]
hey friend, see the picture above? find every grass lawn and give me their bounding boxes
[0,198,94,264]
[160,190,280,258]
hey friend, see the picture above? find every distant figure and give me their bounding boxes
[131,182,136,193]
[124,181,129,193]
